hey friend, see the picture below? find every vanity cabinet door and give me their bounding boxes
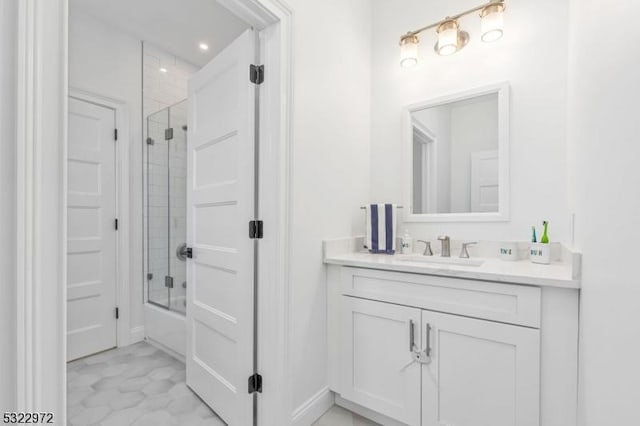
[421,311,540,426]
[341,296,422,426]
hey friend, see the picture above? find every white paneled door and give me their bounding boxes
[186,29,256,425]
[67,97,118,362]
[470,150,499,212]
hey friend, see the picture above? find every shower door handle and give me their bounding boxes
[165,276,174,288]
[177,243,192,261]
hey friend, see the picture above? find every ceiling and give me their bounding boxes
[70,0,250,67]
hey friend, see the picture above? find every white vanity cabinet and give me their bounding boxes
[420,310,540,426]
[327,265,579,426]
[340,297,422,425]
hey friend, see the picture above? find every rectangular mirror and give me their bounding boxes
[405,83,509,222]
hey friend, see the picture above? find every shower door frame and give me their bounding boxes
[16,1,293,425]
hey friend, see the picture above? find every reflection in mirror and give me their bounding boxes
[412,92,499,215]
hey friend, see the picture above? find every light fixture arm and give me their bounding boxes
[402,0,505,39]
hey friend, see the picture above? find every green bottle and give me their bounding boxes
[541,221,549,244]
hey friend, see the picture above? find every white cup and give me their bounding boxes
[499,242,519,261]
[530,242,551,264]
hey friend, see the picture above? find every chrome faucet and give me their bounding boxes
[416,240,433,256]
[438,235,451,257]
[459,242,478,258]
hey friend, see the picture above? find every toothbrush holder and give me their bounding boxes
[530,242,551,265]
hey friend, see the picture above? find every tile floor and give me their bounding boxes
[67,342,223,425]
[313,405,380,426]
[68,341,378,426]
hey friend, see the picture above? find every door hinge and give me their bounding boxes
[165,128,174,140]
[146,137,155,145]
[147,273,153,280]
[114,218,119,230]
[114,128,118,141]
[249,220,263,239]
[115,307,119,319]
[250,64,264,85]
[248,373,263,394]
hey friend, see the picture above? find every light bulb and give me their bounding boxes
[481,2,505,42]
[436,20,459,56]
[399,34,419,68]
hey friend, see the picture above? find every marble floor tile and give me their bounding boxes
[313,405,380,426]
[67,342,223,425]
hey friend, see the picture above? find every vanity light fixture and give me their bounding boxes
[399,0,505,67]
[480,1,505,42]
[400,34,419,68]
[435,19,469,56]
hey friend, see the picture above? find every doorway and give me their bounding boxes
[64,0,289,424]
[412,121,437,214]
[16,0,292,424]
[67,3,256,422]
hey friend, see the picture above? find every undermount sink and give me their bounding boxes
[397,254,484,267]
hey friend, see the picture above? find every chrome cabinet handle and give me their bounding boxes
[409,320,416,352]
[408,321,432,365]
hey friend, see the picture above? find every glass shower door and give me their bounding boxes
[145,100,188,313]
[168,100,188,314]
[146,108,170,309]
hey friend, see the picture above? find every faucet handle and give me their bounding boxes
[437,235,450,241]
[459,241,478,259]
[416,240,433,256]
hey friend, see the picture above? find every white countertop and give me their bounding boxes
[323,238,581,289]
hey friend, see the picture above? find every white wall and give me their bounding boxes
[0,0,17,412]
[371,0,570,242]
[285,0,372,414]
[143,44,197,115]
[69,9,145,332]
[567,1,640,424]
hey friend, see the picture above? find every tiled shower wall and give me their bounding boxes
[143,43,197,313]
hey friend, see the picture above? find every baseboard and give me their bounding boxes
[291,387,334,426]
[335,395,406,426]
[130,326,145,344]
[145,336,186,363]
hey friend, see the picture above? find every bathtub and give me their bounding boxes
[144,300,186,359]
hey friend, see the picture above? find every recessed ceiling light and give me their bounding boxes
[159,67,168,73]
[199,43,209,51]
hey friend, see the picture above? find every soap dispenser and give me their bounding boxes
[401,229,413,254]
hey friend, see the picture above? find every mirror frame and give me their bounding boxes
[403,82,510,222]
